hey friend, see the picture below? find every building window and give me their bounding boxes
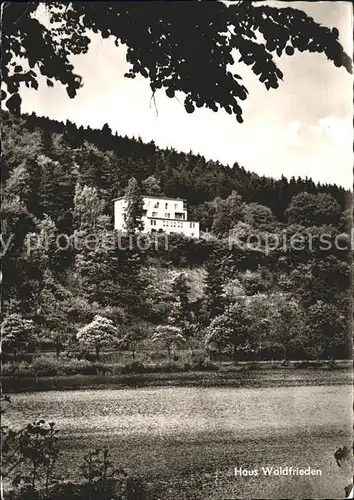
[150,219,156,226]
[190,222,195,228]
[153,202,159,208]
[143,210,147,216]
[152,211,157,217]
[165,213,170,218]
[174,203,178,209]
[165,202,168,209]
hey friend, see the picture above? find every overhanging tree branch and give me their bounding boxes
[1,1,352,119]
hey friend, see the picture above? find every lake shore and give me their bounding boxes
[3,361,352,393]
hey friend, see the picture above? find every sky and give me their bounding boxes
[20,1,353,188]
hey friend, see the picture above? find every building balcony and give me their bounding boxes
[145,216,199,237]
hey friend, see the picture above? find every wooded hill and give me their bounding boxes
[1,111,352,363]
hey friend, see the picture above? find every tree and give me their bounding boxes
[142,175,161,196]
[241,203,277,231]
[1,182,36,314]
[2,3,351,118]
[38,154,76,226]
[124,178,144,234]
[211,191,243,235]
[205,299,251,363]
[285,192,341,227]
[151,325,186,359]
[267,293,305,362]
[203,252,225,322]
[35,270,73,358]
[307,300,347,362]
[223,278,245,305]
[73,184,105,233]
[23,215,59,272]
[239,269,273,296]
[204,315,232,364]
[76,315,118,361]
[168,271,193,336]
[246,294,272,360]
[3,163,31,203]
[119,325,146,359]
[1,313,35,354]
[72,184,126,308]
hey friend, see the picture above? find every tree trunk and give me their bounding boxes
[331,346,336,364]
[32,461,37,489]
[95,343,100,362]
[167,346,171,359]
[232,345,237,361]
[55,338,61,359]
[283,345,287,362]
[218,346,222,365]
[131,348,135,360]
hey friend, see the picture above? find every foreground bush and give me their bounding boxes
[2,415,152,500]
[6,477,152,500]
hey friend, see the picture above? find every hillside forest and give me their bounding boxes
[1,111,352,370]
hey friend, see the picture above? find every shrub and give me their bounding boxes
[31,357,59,376]
[3,361,35,378]
[121,361,147,374]
[248,362,260,371]
[156,361,183,373]
[329,361,340,370]
[191,358,219,372]
[2,353,33,365]
[60,359,97,376]
[149,350,166,361]
[294,361,310,369]
[1,362,17,377]
[77,350,97,363]
[311,361,323,369]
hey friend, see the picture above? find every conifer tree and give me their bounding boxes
[203,252,225,323]
[168,271,192,336]
[124,177,144,234]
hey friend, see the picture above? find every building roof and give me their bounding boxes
[113,195,187,202]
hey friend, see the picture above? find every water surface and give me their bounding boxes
[6,373,352,499]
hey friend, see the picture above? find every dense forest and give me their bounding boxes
[1,110,352,367]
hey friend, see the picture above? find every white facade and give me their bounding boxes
[114,196,199,238]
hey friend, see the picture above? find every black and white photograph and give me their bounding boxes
[1,1,353,499]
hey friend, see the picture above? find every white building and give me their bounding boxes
[114,195,200,238]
